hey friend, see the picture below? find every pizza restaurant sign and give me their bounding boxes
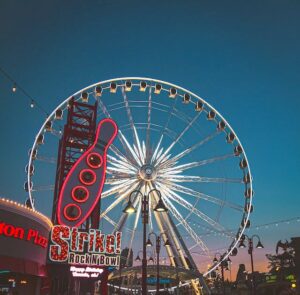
[49,225,122,267]
[0,221,48,248]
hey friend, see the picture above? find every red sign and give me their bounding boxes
[49,225,122,267]
[0,221,48,248]
[57,118,118,227]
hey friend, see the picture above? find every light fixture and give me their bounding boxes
[238,240,246,248]
[195,101,204,112]
[125,80,132,91]
[110,82,117,93]
[169,87,177,98]
[95,86,102,97]
[207,110,216,120]
[164,239,171,246]
[148,256,154,262]
[154,84,162,94]
[183,93,190,103]
[81,92,88,103]
[154,198,168,212]
[146,238,152,247]
[12,84,17,92]
[239,158,248,169]
[139,81,147,91]
[217,121,226,131]
[45,120,52,132]
[135,255,141,261]
[55,109,63,120]
[30,100,35,108]
[256,240,264,249]
[123,199,136,214]
[37,134,44,145]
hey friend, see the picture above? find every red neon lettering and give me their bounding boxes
[106,235,115,254]
[94,231,105,253]
[0,221,47,246]
[78,232,89,252]
[115,232,122,254]
[71,228,78,251]
[49,225,70,262]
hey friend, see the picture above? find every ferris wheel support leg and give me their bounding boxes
[164,212,211,294]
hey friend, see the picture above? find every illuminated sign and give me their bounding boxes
[0,221,48,248]
[57,119,118,227]
[147,277,172,284]
[266,274,296,283]
[70,266,104,278]
[49,225,121,267]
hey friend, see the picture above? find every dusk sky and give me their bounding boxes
[0,0,299,279]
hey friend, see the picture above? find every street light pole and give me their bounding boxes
[156,236,160,295]
[147,232,168,294]
[142,193,148,295]
[248,238,255,293]
[213,252,229,295]
[123,189,168,295]
[238,234,264,295]
[220,263,225,295]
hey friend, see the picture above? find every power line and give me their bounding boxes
[0,66,48,115]
[187,216,300,238]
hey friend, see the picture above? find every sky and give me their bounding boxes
[0,0,300,279]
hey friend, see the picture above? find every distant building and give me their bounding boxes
[120,247,133,267]
[291,237,300,294]
[236,264,247,283]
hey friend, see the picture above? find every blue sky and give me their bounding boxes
[0,0,299,274]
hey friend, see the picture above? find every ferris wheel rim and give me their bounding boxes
[27,77,253,274]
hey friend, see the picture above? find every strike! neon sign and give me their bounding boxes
[49,225,122,266]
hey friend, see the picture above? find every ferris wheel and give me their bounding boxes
[26,77,253,276]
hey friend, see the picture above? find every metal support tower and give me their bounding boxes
[52,97,99,228]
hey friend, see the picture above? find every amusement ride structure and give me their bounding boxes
[25,78,253,294]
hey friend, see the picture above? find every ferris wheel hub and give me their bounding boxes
[139,164,157,181]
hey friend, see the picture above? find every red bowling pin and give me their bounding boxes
[57,118,118,227]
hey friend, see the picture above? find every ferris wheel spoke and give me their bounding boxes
[109,145,138,168]
[120,87,145,163]
[165,182,243,211]
[163,175,243,183]
[151,95,178,165]
[157,183,231,235]
[124,196,142,266]
[113,182,143,234]
[159,153,235,173]
[155,113,201,166]
[49,128,63,139]
[100,181,140,217]
[32,185,54,192]
[151,135,164,164]
[105,176,136,185]
[35,155,57,164]
[148,190,154,231]
[107,162,137,175]
[118,130,143,166]
[96,95,135,159]
[162,196,210,256]
[101,179,138,199]
[102,215,121,229]
[158,131,220,169]
[106,164,137,176]
[145,86,152,163]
